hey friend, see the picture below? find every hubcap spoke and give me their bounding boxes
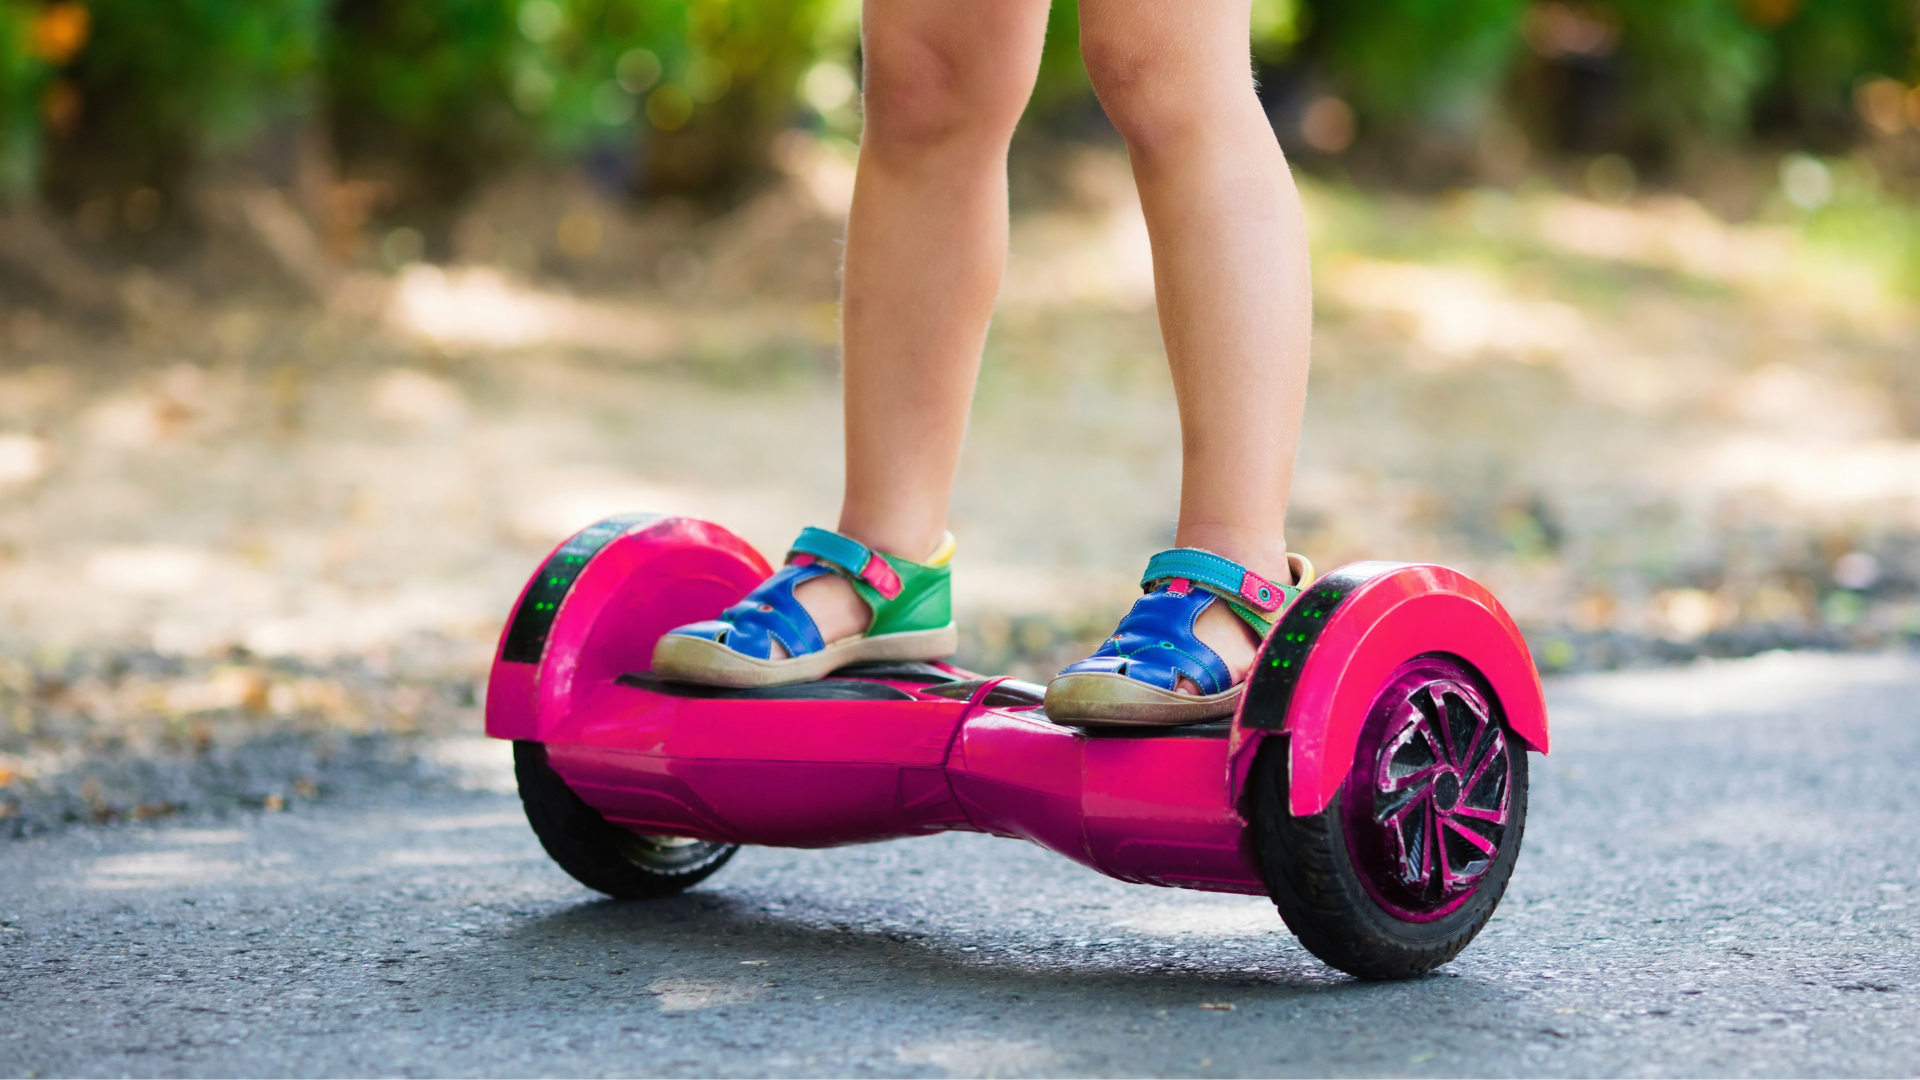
[1375,779,1431,825]
[1441,817,1498,858]
[1449,804,1506,824]
[1382,761,1448,792]
[1405,802,1433,886]
[1460,738,1501,795]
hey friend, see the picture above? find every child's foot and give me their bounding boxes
[652,528,956,687]
[774,573,869,659]
[1044,548,1313,726]
[1179,597,1263,694]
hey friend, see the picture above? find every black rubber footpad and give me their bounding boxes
[617,673,918,701]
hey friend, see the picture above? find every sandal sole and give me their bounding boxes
[1043,671,1242,726]
[650,624,959,689]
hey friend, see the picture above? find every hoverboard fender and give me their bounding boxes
[1228,562,1550,818]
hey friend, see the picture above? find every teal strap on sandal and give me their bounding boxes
[1138,548,1303,637]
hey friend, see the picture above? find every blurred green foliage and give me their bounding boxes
[1768,0,1917,128]
[329,0,834,199]
[1301,0,1912,151]
[4,0,838,208]
[325,0,525,193]
[0,0,1914,210]
[0,3,55,199]
[1610,0,1771,143]
[1308,0,1527,124]
[59,0,324,188]
[1027,0,1086,116]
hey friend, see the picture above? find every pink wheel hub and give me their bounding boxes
[1340,656,1514,922]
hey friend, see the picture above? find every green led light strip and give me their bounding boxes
[500,513,660,664]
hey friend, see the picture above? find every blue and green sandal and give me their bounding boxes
[651,527,956,688]
[1045,548,1313,726]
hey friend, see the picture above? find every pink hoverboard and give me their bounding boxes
[486,514,1550,980]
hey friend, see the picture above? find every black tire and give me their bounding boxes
[1248,677,1529,980]
[514,741,737,899]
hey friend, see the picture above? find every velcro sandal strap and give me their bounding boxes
[787,526,903,600]
[1141,548,1292,613]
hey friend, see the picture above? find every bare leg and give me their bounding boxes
[1079,0,1313,688]
[781,0,1052,652]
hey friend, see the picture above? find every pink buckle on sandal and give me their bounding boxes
[860,556,903,600]
[1238,570,1284,612]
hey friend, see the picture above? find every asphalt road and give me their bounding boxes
[3,651,1918,1078]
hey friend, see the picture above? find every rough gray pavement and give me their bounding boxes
[3,651,1917,1079]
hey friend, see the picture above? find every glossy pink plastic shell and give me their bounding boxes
[947,704,1263,894]
[540,685,1263,894]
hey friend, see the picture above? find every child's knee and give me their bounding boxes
[1080,22,1249,161]
[1082,46,1194,153]
[861,31,1028,156]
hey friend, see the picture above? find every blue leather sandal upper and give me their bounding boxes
[667,562,833,661]
[1058,584,1237,695]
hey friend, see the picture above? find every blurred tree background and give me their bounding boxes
[0,0,1914,326]
[0,0,1914,221]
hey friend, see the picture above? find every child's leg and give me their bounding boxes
[788,0,1052,649]
[1079,0,1312,689]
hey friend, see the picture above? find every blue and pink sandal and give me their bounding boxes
[1045,548,1314,726]
[651,527,957,688]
